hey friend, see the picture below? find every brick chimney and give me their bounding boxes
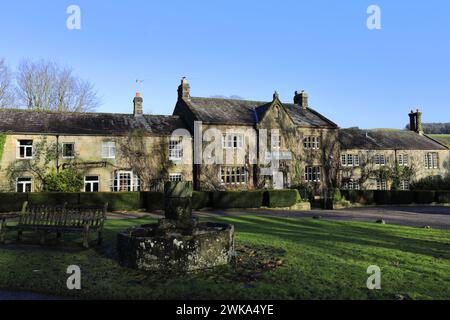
[294,90,308,109]
[177,77,191,101]
[133,92,143,116]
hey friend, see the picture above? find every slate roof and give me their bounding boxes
[186,97,337,128]
[0,109,185,136]
[339,129,448,150]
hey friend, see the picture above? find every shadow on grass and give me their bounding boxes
[210,216,450,260]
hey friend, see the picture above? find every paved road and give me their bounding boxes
[194,206,450,230]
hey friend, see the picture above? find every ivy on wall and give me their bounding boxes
[0,133,6,162]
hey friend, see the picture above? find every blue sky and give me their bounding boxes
[0,0,449,128]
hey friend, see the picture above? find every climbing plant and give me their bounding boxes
[0,133,6,162]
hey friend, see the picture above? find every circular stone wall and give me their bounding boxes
[117,222,235,272]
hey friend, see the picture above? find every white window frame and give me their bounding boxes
[341,154,359,167]
[303,136,320,150]
[398,154,409,166]
[272,134,281,150]
[169,173,183,182]
[102,141,116,159]
[341,154,347,166]
[343,179,360,190]
[110,171,140,192]
[220,166,248,185]
[347,154,353,166]
[400,180,410,190]
[169,137,183,161]
[16,177,32,193]
[16,140,33,159]
[84,176,100,192]
[353,155,360,166]
[376,179,387,190]
[375,154,386,166]
[424,152,438,169]
[222,134,243,149]
[62,142,76,159]
[305,166,321,182]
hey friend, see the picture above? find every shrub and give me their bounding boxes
[192,191,211,209]
[413,191,436,204]
[264,189,301,208]
[0,193,28,212]
[212,191,264,209]
[43,168,84,192]
[333,189,343,202]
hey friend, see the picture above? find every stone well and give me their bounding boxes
[117,182,235,272]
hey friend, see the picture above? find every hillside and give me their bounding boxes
[429,134,450,147]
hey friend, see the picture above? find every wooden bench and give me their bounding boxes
[0,202,107,248]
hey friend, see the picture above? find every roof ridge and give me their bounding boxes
[191,96,270,104]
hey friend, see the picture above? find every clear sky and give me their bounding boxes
[1,0,449,129]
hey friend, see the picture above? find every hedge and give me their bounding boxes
[79,192,140,211]
[0,193,28,213]
[340,189,450,205]
[192,191,211,210]
[413,191,436,204]
[341,190,375,205]
[374,190,414,205]
[144,192,165,211]
[212,191,264,209]
[437,191,450,203]
[29,192,80,206]
[264,189,300,208]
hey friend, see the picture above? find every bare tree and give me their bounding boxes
[0,59,15,108]
[16,59,100,112]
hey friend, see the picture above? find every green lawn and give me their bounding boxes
[0,216,449,300]
[429,134,450,147]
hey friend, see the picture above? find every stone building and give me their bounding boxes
[0,93,192,192]
[338,111,449,191]
[0,79,448,193]
[173,79,339,191]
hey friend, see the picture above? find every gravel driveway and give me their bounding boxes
[195,206,450,230]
